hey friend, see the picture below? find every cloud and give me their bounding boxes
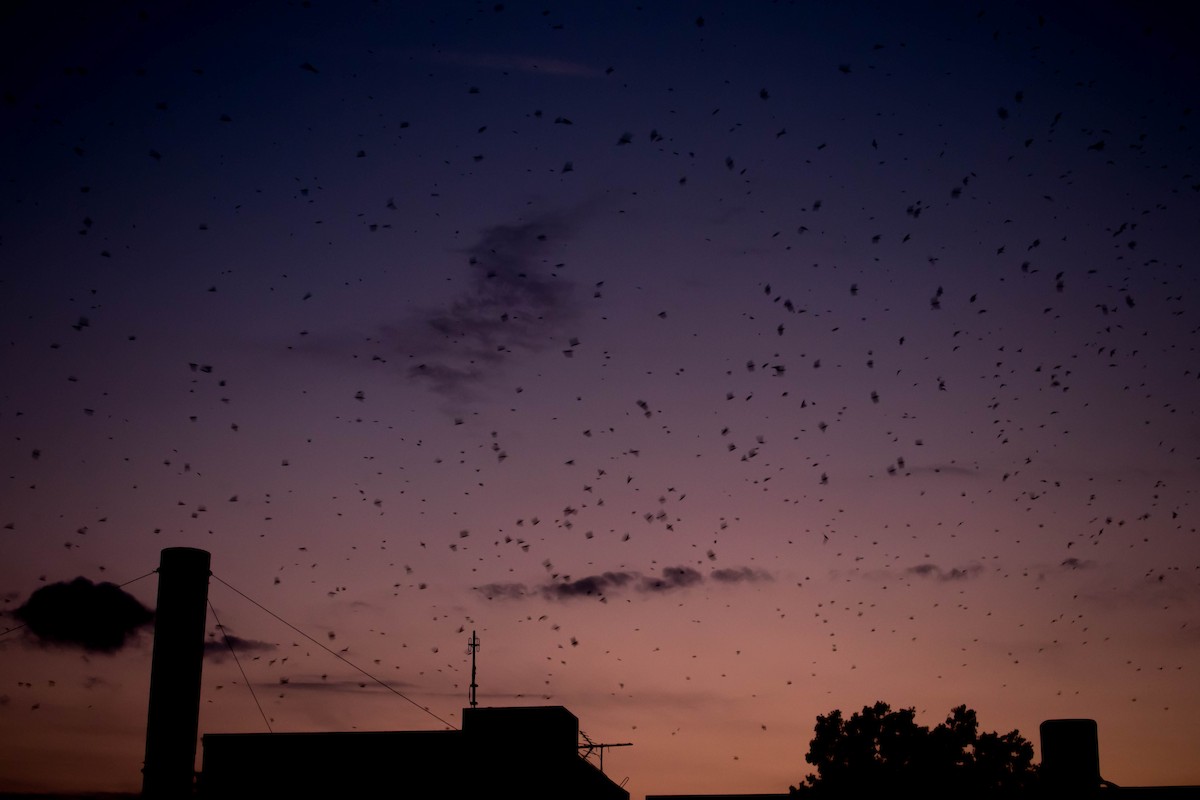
[476,582,531,600]
[477,565,771,601]
[546,571,637,598]
[203,632,277,661]
[640,566,702,592]
[1026,557,1098,587]
[710,566,773,584]
[11,577,153,653]
[396,211,581,398]
[906,563,984,582]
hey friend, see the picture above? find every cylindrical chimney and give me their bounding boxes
[1039,718,1103,793]
[142,547,211,799]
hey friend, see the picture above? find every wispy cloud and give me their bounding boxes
[477,565,774,601]
[203,633,277,661]
[260,676,416,693]
[476,581,531,600]
[710,566,773,584]
[546,571,638,599]
[394,211,582,399]
[1026,557,1098,584]
[905,563,984,582]
[641,566,702,592]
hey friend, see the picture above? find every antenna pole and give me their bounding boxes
[577,732,632,773]
[467,630,480,708]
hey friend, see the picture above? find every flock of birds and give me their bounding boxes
[1,1,1197,793]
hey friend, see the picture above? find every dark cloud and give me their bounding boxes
[203,633,277,661]
[639,566,702,592]
[906,563,983,582]
[399,211,581,398]
[545,571,636,599]
[476,582,530,600]
[710,567,773,583]
[12,577,153,653]
[478,564,763,601]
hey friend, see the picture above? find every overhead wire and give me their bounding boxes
[208,598,273,733]
[210,572,457,730]
[1,565,457,733]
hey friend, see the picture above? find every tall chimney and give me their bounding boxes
[142,548,211,799]
[1039,718,1103,792]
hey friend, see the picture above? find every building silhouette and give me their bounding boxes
[201,704,630,799]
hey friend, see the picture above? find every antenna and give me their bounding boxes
[467,630,480,708]
[578,729,632,773]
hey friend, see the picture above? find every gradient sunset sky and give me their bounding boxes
[2,1,1198,795]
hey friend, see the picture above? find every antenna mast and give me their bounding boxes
[579,730,632,773]
[467,630,480,708]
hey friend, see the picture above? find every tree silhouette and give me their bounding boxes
[790,701,1037,798]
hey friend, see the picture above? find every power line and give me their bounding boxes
[208,599,272,733]
[210,572,457,730]
[120,569,159,588]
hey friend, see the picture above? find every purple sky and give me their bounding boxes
[2,1,1198,795]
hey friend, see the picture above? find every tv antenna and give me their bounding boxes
[578,730,632,773]
[467,630,480,708]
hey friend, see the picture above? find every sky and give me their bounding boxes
[1,0,1198,795]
